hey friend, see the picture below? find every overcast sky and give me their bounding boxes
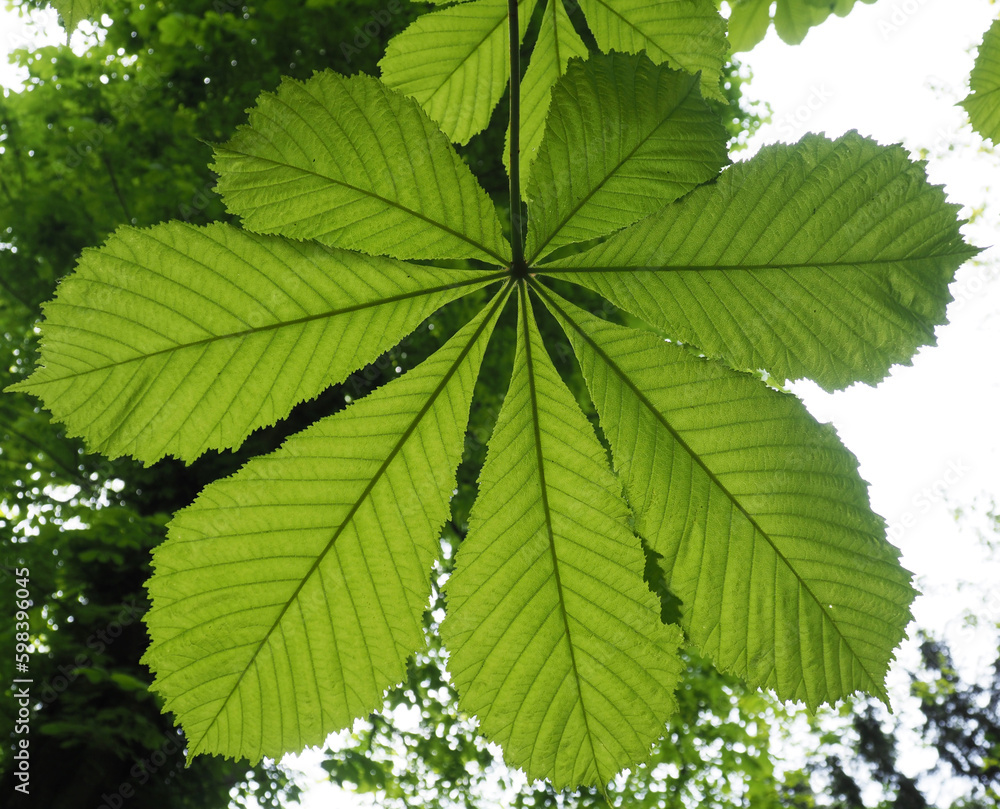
[2,1,999,806]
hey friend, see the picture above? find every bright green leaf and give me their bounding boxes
[961,18,1000,146]
[379,0,538,145]
[725,0,771,53]
[774,0,875,45]
[535,283,916,707]
[543,132,979,391]
[142,287,510,763]
[50,0,103,34]
[577,0,729,101]
[8,222,502,464]
[442,283,683,788]
[725,0,876,51]
[212,71,511,263]
[525,52,729,262]
[503,0,589,192]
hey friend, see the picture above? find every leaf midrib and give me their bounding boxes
[550,0,565,69]
[527,71,700,263]
[532,279,889,699]
[26,273,505,384]
[216,146,510,265]
[189,284,511,757]
[518,282,601,781]
[539,252,978,273]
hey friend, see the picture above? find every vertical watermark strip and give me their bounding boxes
[11,565,32,797]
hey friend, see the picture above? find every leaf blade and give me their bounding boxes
[142,287,510,763]
[727,0,877,50]
[525,51,729,261]
[576,0,729,101]
[443,283,682,788]
[543,132,979,390]
[535,282,916,707]
[8,222,503,463]
[379,0,538,145]
[961,18,1000,146]
[212,71,511,263]
[725,0,772,53]
[774,0,875,46]
[51,0,102,34]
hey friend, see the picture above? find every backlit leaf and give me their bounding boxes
[577,0,729,101]
[379,0,538,145]
[726,0,877,51]
[543,132,978,390]
[774,0,875,45]
[536,283,915,707]
[8,222,502,464]
[526,52,729,262]
[212,71,511,263]
[50,0,103,34]
[11,5,981,787]
[142,287,509,762]
[443,283,683,787]
[725,0,771,52]
[962,18,1000,146]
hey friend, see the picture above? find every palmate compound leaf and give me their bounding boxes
[503,0,589,193]
[525,51,729,263]
[19,40,972,792]
[379,0,538,145]
[142,285,510,762]
[725,0,877,52]
[211,71,510,264]
[961,18,1000,146]
[6,222,504,464]
[442,283,683,788]
[543,131,980,392]
[576,0,729,102]
[533,283,916,706]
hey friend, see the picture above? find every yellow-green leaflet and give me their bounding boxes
[726,0,877,51]
[143,288,510,762]
[212,71,511,263]
[962,18,1000,145]
[443,284,683,787]
[526,53,728,261]
[380,0,539,145]
[10,222,503,464]
[535,283,915,707]
[577,0,728,101]
[542,132,978,390]
[50,0,103,34]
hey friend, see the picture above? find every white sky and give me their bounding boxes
[2,0,999,806]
